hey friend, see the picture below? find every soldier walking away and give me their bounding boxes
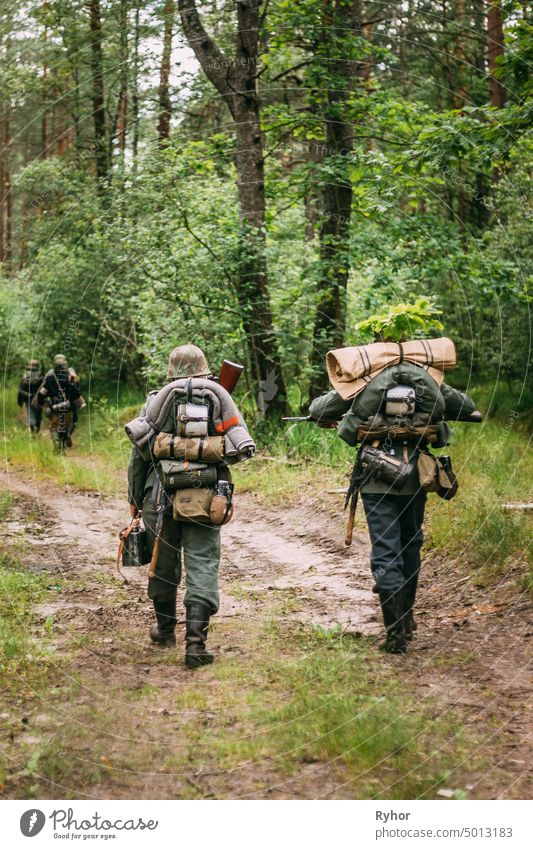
[17,359,43,434]
[307,308,480,655]
[126,345,255,669]
[66,364,85,436]
[37,354,81,453]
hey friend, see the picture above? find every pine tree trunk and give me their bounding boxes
[88,0,109,185]
[0,111,4,265]
[178,0,288,415]
[41,60,48,158]
[308,0,361,400]
[132,0,140,167]
[117,0,129,158]
[487,1,506,108]
[158,0,174,144]
[1,99,12,271]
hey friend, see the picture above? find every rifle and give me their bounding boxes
[282,415,338,429]
[282,411,484,426]
[218,360,244,395]
[455,411,483,423]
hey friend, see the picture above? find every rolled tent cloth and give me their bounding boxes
[223,426,255,463]
[326,337,457,400]
[124,377,256,463]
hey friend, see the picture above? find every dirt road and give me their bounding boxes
[1,469,531,799]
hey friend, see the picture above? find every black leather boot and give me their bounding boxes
[378,590,407,654]
[401,579,418,641]
[185,603,214,669]
[149,598,177,647]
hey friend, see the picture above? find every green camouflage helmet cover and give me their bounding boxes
[167,345,211,379]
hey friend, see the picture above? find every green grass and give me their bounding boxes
[426,419,532,583]
[21,619,479,800]
[160,623,483,799]
[0,562,48,673]
[0,491,13,520]
[1,386,130,495]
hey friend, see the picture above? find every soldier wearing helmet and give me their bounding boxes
[166,344,211,380]
[17,358,44,434]
[37,354,81,451]
[127,344,242,668]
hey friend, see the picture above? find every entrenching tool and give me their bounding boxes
[148,477,165,579]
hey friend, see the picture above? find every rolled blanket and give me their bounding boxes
[125,378,256,463]
[224,426,256,463]
[124,416,154,451]
[326,337,456,400]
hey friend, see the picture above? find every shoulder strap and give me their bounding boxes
[53,372,66,400]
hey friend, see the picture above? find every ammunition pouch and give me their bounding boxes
[385,385,416,417]
[359,444,414,490]
[158,459,218,491]
[356,413,440,444]
[50,411,73,433]
[417,451,459,499]
[153,433,224,463]
[172,479,234,526]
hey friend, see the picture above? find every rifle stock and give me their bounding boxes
[218,360,244,395]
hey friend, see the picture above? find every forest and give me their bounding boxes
[0,0,531,803]
[0,0,531,409]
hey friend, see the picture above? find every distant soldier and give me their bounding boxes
[37,354,81,452]
[66,365,85,435]
[126,344,255,668]
[17,359,43,434]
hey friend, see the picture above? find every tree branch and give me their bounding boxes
[177,0,235,113]
[140,267,242,316]
[81,307,139,348]
[179,207,235,286]
[262,58,314,83]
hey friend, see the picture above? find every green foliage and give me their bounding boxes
[355,298,444,342]
[426,417,532,586]
[0,0,531,406]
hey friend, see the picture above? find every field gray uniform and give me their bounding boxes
[128,392,222,615]
[310,363,475,650]
[17,364,43,433]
